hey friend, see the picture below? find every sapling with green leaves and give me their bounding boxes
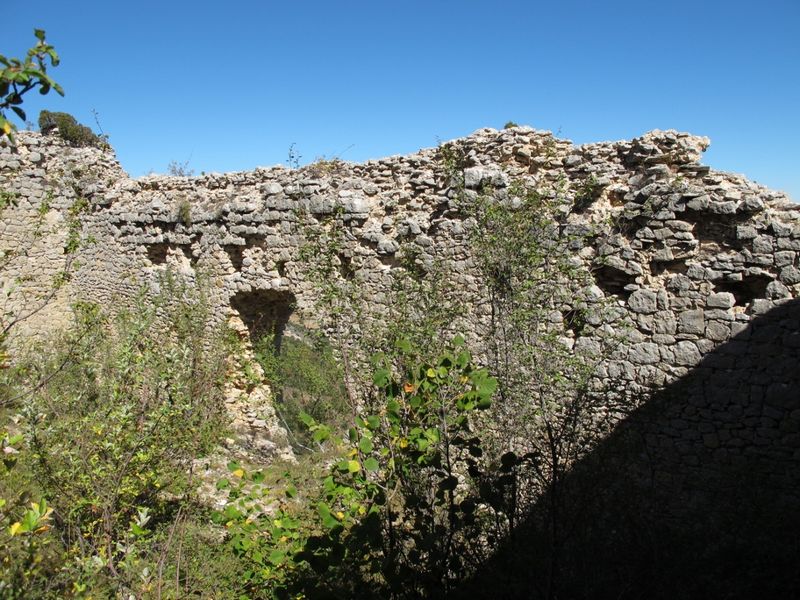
[0,29,63,142]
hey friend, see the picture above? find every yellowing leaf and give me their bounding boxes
[232,468,245,478]
[9,522,22,536]
[347,460,360,473]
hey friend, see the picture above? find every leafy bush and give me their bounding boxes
[1,279,233,596]
[38,110,104,148]
[221,337,503,598]
[253,331,349,451]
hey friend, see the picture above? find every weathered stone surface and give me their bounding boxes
[679,309,705,335]
[3,127,800,510]
[628,289,658,314]
[706,292,736,309]
[673,340,702,366]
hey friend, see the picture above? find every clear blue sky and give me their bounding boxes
[6,0,799,199]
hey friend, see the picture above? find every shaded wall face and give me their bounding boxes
[456,299,800,600]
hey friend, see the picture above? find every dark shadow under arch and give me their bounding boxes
[230,288,296,351]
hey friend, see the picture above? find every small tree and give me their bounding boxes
[467,180,618,599]
[221,337,500,599]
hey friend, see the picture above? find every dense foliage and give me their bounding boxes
[253,331,349,451]
[220,337,503,599]
[38,110,105,148]
[0,284,235,598]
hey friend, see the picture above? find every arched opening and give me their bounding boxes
[230,289,296,351]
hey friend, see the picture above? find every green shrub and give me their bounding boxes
[222,337,502,598]
[1,278,232,596]
[0,29,63,143]
[37,110,104,148]
[254,331,349,451]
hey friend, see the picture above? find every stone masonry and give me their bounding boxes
[1,127,798,478]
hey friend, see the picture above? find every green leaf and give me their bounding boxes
[358,437,373,454]
[373,367,391,387]
[394,337,412,353]
[364,457,379,472]
[318,503,341,529]
[224,505,243,521]
[424,428,440,443]
[312,425,330,443]
[386,399,401,416]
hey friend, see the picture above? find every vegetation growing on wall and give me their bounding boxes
[38,110,106,148]
[200,147,621,599]
[253,331,349,451]
[218,337,502,598]
[0,279,239,598]
[466,178,621,598]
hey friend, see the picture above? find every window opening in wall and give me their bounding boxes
[230,289,296,351]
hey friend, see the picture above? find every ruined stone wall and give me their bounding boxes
[1,127,798,474]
